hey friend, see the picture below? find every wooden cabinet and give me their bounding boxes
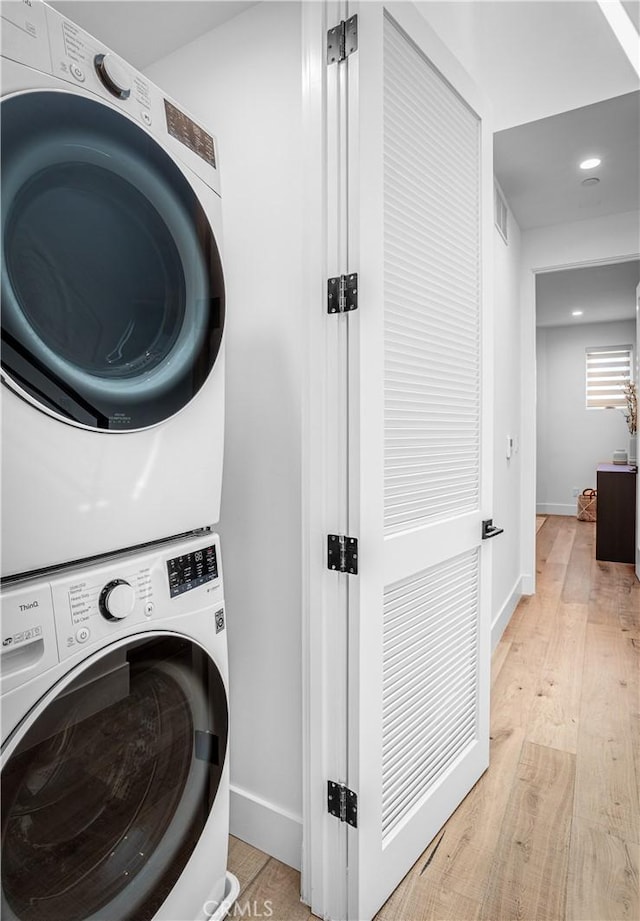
[596,464,637,564]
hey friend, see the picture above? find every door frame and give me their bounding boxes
[301,1,496,916]
[521,246,640,595]
[301,0,351,915]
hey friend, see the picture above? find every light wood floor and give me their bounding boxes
[227,517,639,920]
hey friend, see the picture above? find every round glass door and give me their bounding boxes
[1,635,228,921]
[1,91,225,431]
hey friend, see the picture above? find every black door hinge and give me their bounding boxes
[327,534,358,574]
[328,273,358,314]
[327,15,358,64]
[327,781,358,827]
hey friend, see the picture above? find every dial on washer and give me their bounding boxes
[94,53,131,100]
[99,579,136,620]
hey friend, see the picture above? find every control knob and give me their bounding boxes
[99,579,136,621]
[94,53,131,99]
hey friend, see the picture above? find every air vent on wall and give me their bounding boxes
[494,183,508,243]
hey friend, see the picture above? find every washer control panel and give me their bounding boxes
[0,533,224,683]
[167,544,218,598]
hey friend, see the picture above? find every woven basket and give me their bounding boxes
[577,489,597,522]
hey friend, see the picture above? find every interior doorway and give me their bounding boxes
[535,259,640,519]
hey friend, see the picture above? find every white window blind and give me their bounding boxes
[585,345,633,409]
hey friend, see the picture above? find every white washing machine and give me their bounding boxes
[1,531,238,921]
[1,1,226,579]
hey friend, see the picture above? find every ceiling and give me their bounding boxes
[536,260,640,328]
[415,0,639,131]
[50,1,258,69]
[494,91,640,231]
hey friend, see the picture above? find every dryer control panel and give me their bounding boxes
[1,533,224,689]
[1,0,220,193]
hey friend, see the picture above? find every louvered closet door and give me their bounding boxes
[346,5,494,918]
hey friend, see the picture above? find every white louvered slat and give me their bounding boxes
[384,15,481,535]
[381,549,479,842]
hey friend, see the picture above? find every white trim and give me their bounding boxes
[537,503,577,516]
[491,576,523,651]
[300,0,327,906]
[229,785,303,872]
[302,1,351,916]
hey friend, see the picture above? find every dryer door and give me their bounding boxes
[1,90,225,431]
[1,634,228,921]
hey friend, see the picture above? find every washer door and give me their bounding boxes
[1,90,225,431]
[1,634,228,921]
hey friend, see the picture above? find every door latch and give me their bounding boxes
[482,519,504,540]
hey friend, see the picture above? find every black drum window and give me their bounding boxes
[1,636,228,921]
[1,92,225,430]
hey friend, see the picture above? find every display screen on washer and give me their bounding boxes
[1,91,225,431]
[167,545,218,597]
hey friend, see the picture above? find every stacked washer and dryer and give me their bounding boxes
[1,2,238,918]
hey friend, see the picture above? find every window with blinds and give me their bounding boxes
[585,345,633,409]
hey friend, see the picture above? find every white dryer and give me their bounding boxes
[1,1,226,578]
[1,532,238,921]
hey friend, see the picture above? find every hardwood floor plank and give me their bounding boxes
[567,819,639,921]
[526,602,588,754]
[227,835,272,895]
[479,742,575,921]
[491,631,549,735]
[536,515,564,566]
[375,851,480,921]
[491,637,512,689]
[236,859,310,921]
[589,558,619,627]
[548,518,577,566]
[574,623,639,844]
[562,521,594,604]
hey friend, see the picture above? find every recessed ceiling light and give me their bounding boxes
[572,310,583,316]
[581,177,600,187]
[580,157,601,170]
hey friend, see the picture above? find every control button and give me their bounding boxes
[94,53,131,99]
[76,627,90,643]
[99,580,136,621]
[140,110,152,126]
[69,63,85,83]
[144,602,154,617]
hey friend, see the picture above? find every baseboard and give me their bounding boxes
[491,576,523,651]
[521,572,535,595]
[230,784,303,871]
[536,503,576,516]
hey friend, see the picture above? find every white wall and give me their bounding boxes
[491,193,524,647]
[146,2,304,870]
[536,320,636,515]
[520,210,640,592]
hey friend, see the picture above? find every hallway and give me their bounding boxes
[228,517,639,920]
